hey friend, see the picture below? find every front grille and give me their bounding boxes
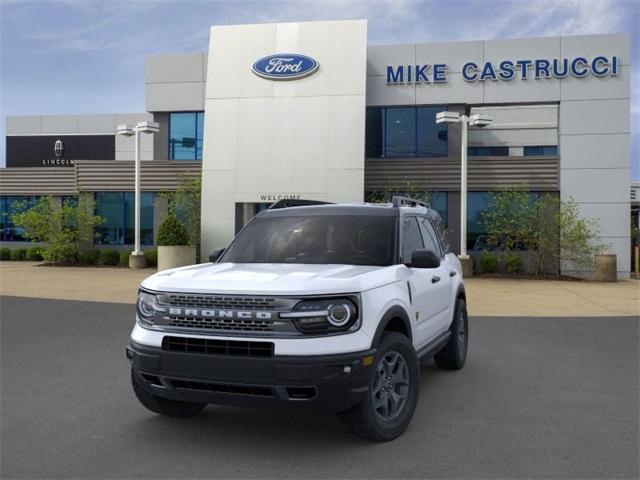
[167,294,279,310]
[162,336,274,357]
[168,316,274,332]
[167,378,275,397]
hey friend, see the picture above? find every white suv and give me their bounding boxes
[127,197,468,441]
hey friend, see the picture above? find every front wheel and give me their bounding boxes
[434,298,468,370]
[131,369,206,417]
[338,332,419,442]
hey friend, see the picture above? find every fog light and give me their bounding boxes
[362,355,374,366]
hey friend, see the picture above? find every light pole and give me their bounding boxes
[116,121,159,268]
[436,111,492,272]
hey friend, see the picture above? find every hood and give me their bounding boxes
[141,262,405,296]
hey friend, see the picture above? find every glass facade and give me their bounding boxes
[468,146,509,156]
[94,192,154,245]
[366,107,448,158]
[524,146,558,156]
[169,112,204,160]
[0,196,39,241]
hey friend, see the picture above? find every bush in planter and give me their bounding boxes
[144,249,158,267]
[157,215,190,246]
[479,252,500,273]
[26,247,43,261]
[44,244,79,265]
[98,249,120,266]
[79,249,101,265]
[10,248,27,261]
[0,248,10,261]
[505,253,523,274]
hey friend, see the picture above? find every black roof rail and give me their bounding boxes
[391,196,428,208]
[268,199,334,210]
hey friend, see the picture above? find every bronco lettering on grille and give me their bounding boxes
[168,308,274,320]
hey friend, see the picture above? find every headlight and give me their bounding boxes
[281,297,359,335]
[137,290,158,324]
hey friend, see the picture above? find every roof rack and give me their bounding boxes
[391,196,428,208]
[268,199,334,210]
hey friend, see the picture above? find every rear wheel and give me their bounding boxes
[338,332,419,442]
[434,298,468,370]
[131,369,206,417]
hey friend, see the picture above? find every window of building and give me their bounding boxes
[429,192,448,227]
[468,146,509,156]
[95,192,154,245]
[401,216,424,263]
[169,112,204,160]
[0,196,39,242]
[523,146,558,156]
[366,106,448,158]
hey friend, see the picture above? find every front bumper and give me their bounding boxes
[127,341,376,414]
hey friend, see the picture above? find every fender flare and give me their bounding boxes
[456,283,466,302]
[371,305,413,347]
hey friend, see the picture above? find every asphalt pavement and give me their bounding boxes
[1,296,638,479]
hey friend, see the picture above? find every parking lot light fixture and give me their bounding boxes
[436,111,492,260]
[116,121,159,268]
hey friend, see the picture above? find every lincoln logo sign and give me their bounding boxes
[54,139,64,158]
[386,55,620,84]
[252,53,319,80]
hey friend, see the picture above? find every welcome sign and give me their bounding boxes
[386,55,620,84]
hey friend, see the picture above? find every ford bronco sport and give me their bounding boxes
[127,197,468,441]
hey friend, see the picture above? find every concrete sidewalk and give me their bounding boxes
[0,261,638,317]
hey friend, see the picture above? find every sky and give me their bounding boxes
[1,0,638,177]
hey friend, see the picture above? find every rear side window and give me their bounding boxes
[419,217,443,258]
[401,216,424,263]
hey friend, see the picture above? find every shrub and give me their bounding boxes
[10,248,27,261]
[0,248,10,261]
[119,250,131,267]
[11,196,104,265]
[98,249,120,266]
[505,254,523,274]
[26,247,43,261]
[479,252,500,273]
[157,214,190,246]
[42,244,78,265]
[79,249,101,265]
[144,249,158,267]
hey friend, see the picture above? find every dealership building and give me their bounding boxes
[0,20,632,277]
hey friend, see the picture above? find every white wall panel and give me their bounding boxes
[560,99,629,135]
[201,20,367,253]
[560,134,629,169]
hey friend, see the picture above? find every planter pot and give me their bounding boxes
[158,245,196,271]
[594,254,617,282]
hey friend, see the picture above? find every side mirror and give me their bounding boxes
[408,249,440,269]
[208,248,225,263]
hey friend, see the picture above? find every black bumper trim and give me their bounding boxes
[128,341,376,414]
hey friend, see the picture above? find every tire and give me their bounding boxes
[338,332,419,442]
[131,369,206,417]
[434,298,468,370]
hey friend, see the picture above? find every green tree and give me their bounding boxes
[480,187,536,252]
[10,196,104,265]
[163,173,201,247]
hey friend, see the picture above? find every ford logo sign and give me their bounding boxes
[252,53,319,80]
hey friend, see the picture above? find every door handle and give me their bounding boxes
[431,275,441,283]
[449,270,457,277]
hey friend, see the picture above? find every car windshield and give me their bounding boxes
[221,214,396,266]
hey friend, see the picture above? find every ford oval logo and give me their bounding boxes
[252,53,319,80]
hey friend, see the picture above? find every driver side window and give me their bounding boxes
[402,216,424,263]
